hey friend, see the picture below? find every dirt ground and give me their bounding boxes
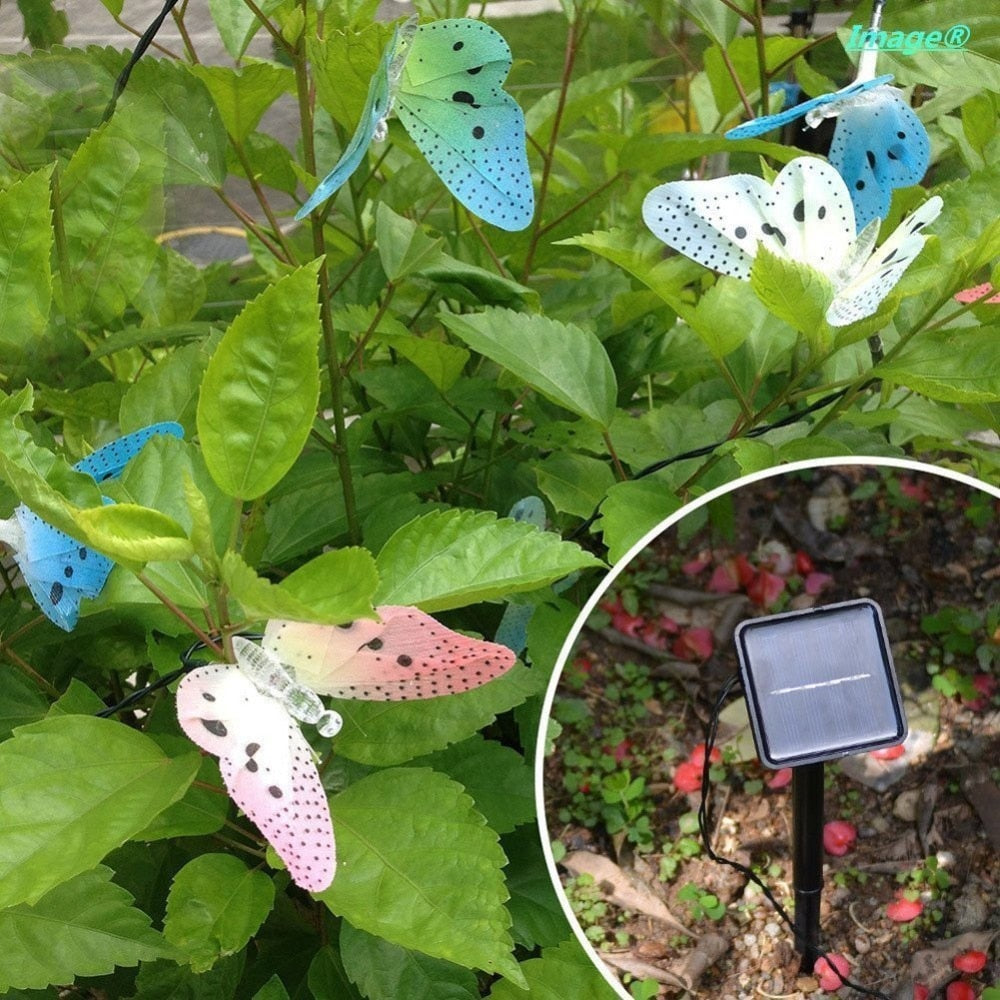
[544,463,999,1000]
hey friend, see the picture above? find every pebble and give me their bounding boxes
[894,788,920,821]
[855,935,871,954]
[764,921,781,938]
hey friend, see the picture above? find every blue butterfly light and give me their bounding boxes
[297,17,533,231]
[725,74,929,231]
[0,422,183,630]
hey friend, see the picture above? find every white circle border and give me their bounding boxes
[533,455,1000,999]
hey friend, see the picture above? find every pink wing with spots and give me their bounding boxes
[262,604,516,700]
[176,663,336,892]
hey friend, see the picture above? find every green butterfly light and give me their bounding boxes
[296,17,534,232]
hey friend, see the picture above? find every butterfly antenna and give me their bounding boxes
[698,675,894,1000]
[102,0,181,122]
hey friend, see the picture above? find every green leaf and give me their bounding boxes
[876,328,1000,402]
[682,0,752,46]
[339,922,479,1000]
[137,748,229,842]
[326,768,522,983]
[487,937,614,1000]
[277,547,379,622]
[58,102,164,324]
[15,0,69,48]
[750,243,832,344]
[409,735,533,835]
[332,662,539,766]
[0,167,53,368]
[502,826,572,950]
[75,503,194,566]
[0,670,48,739]
[120,63,227,187]
[222,547,377,624]
[164,855,276,973]
[207,0,284,59]
[0,866,178,992]
[374,508,603,611]
[535,453,615,519]
[376,203,445,282]
[198,261,322,499]
[440,309,617,428]
[599,478,684,565]
[189,63,293,142]
[0,715,199,910]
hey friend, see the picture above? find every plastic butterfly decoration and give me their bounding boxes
[642,156,942,327]
[724,0,929,231]
[0,422,184,630]
[296,17,533,231]
[177,606,517,891]
[954,283,1000,305]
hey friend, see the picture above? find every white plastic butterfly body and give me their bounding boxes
[0,422,184,630]
[297,18,533,230]
[642,157,941,327]
[176,639,338,892]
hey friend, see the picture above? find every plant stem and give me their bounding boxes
[0,644,61,697]
[232,138,297,263]
[293,4,361,544]
[137,572,221,653]
[520,8,587,281]
[215,188,291,263]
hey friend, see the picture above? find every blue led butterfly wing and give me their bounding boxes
[725,75,892,140]
[495,496,547,655]
[295,23,411,221]
[12,506,114,630]
[74,421,184,481]
[394,19,533,231]
[828,88,930,231]
[1,422,185,630]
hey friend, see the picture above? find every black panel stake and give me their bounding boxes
[791,761,825,969]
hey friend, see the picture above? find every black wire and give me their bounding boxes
[102,0,181,122]
[95,635,260,718]
[698,674,893,1000]
[569,385,859,541]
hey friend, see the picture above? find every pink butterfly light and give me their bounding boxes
[954,283,1000,305]
[176,607,515,892]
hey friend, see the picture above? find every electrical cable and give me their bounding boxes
[698,674,894,1000]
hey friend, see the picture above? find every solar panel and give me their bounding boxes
[734,598,907,768]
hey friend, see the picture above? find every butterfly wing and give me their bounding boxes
[263,605,516,700]
[725,76,892,139]
[642,158,854,277]
[394,18,533,231]
[828,86,930,230]
[73,422,184,481]
[176,663,336,891]
[827,195,942,326]
[294,23,411,221]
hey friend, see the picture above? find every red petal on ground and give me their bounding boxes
[708,562,740,593]
[870,744,905,760]
[886,897,923,922]
[945,982,977,1000]
[805,571,834,595]
[795,550,815,575]
[913,984,929,1000]
[747,568,786,608]
[822,820,858,856]
[952,950,987,974]
[734,554,756,587]
[682,553,712,576]
[899,476,931,502]
[672,626,713,661]
[814,953,851,991]
[689,742,721,767]
[765,767,793,789]
[673,759,703,794]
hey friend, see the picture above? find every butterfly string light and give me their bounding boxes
[176,606,517,891]
[724,0,929,231]
[297,17,533,231]
[0,422,184,630]
[642,156,941,327]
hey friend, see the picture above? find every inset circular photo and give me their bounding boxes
[537,459,999,999]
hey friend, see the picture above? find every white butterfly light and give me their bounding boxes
[642,157,941,327]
